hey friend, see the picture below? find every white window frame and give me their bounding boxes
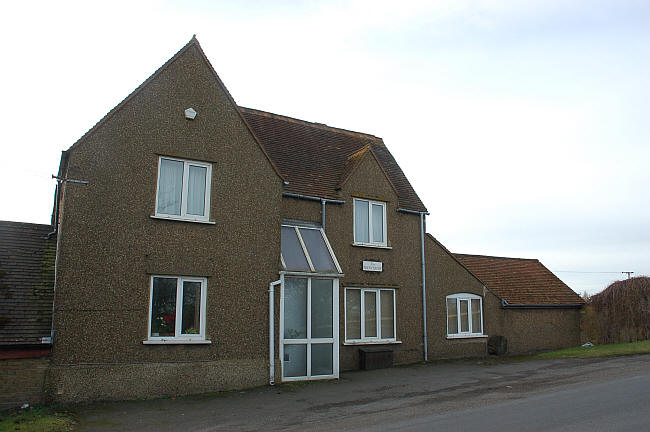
[279,275,340,381]
[154,156,212,223]
[145,275,209,344]
[353,198,387,247]
[344,287,396,343]
[446,293,485,339]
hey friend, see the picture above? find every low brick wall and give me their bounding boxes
[0,357,50,410]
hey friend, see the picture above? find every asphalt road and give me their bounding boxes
[76,354,650,431]
[357,373,650,432]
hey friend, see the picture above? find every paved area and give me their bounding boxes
[75,354,650,431]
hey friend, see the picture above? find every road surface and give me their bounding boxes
[76,354,650,431]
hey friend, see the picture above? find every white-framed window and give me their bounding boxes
[155,156,212,222]
[353,198,387,246]
[148,276,207,341]
[446,293,484,338]
[345,288,396,342]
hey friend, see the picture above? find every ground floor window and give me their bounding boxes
[345,288,396,342]
[149,276,207,341]
[446,293,483,338]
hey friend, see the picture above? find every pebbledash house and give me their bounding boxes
[7,37,584,403]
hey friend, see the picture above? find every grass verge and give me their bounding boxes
[0,406,75,432]
[533,340,650,360]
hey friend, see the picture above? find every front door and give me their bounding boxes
[280,276,339,381]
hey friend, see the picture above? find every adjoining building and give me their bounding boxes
[455,253,584,353]
[0,221,55,409]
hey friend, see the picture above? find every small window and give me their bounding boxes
[149,276,207,341]
[155,157,212,222]
[345,288,395,342]
[446,293,483,338]
[353,198,387,246]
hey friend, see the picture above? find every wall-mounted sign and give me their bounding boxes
[362,260,383,272]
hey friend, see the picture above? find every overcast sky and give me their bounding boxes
[1,0,648,295]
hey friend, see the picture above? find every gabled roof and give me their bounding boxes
[240,107,428,213]
[65,36,283,181]
[425,234,486,288]
[0,221,55,345]
[454,253,584,306]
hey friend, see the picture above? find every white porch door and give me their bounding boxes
[280,276,339,381]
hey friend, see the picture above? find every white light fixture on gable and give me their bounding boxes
[184,108,197,120]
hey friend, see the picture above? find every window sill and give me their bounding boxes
[446,334,488,340]
[351,243,392,250]
[143,339,212,345]
[343,340,402,346]
[150,215,216,225]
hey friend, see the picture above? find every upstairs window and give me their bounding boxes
[155,156,212,222]
[446,293,484,338]
[353,198,387,246]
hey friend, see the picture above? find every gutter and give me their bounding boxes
[282,192,345,233]
[501,299,584,309]
[282,192,345,204]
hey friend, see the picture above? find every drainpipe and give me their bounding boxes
[398,208,428,361]
[321,199,326,231]
[420,212,428,361]
[269,279,281,385]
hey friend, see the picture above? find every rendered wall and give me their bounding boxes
[49,43,283,402]
[500,308,582,354]
[424,235,489,359]
[281,151,424,372]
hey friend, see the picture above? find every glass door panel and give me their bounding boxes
[281,277,338,380]
[311,279,333,338]
[311,343,333,376]
[283,344,307,378]
[284,278,307,339]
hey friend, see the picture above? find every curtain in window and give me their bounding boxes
[181,281,201,335]
[460,300,469,332]
[354,200,370,243]
[364,291,377,337]
[380,290,394,338]
[471,299,482,333]
[346,290,361,339]
[372,204,384,243]
[447,298,458,334]
[157,159,183,215]
[186,165,207,216]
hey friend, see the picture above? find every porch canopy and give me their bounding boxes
[280,224,342,275]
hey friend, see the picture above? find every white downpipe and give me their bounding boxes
[269,279,281,385]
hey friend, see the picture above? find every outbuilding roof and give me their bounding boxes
[0,221,55,345]
[454,253,584,306]
[240,107,428,213]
